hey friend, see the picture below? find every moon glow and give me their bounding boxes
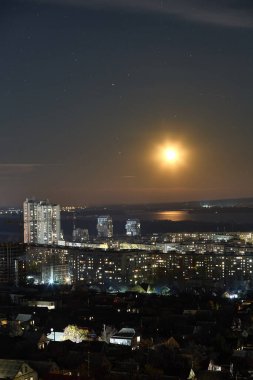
[151,140,188,171]
[164,149,177,162]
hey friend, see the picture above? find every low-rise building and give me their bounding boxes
[0,360,37,380]
[110,328,140,348]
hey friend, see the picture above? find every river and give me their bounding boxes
[2,208,253,241]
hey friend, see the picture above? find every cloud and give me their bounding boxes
[0,164,60,167]
[0,164,44,167]
[0,163,60,174]
[23,0,253,28]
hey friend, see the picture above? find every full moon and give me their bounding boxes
[152,140,187,170]
[165,149,177,162]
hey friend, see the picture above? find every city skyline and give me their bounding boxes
[1,0,253,206]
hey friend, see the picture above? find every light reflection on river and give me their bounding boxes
[152,211,190,221]
[141,210,253,223]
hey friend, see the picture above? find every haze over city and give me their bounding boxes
[1,0,253,206]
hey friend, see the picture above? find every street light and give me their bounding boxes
[51,328,55,341]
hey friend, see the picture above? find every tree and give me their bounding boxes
[100,325,117,343]
[9,321,23,337]
[63,324,88,343]
[144,364,164,380]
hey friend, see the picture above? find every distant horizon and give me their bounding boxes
[3,195,253,210]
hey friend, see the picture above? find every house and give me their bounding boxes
[0,359,38,380]
[16,314,34,329]
[27,300,57,310]
[27,361,60,378]
[110,328,140,348]
[38,333,51,349]
[153,337,180,350]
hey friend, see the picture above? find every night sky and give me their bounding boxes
[1,0,253,206]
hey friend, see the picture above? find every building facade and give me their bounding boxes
[125,219,141,237]
[0,243,25,285]
[97,215,113,238]
[73,228,89,243]
[25,245,253,289]
[23,199,60,245]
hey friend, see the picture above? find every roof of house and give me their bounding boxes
[111,328,136,339]
[0,359,32,378]
[16,314,32,323]
[27,361,59,376]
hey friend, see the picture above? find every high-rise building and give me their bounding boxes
[125,219,141,237]
[0,243,26,285]
[23,199,60,245]
[73,228,89,243]
[97,215,113,238]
